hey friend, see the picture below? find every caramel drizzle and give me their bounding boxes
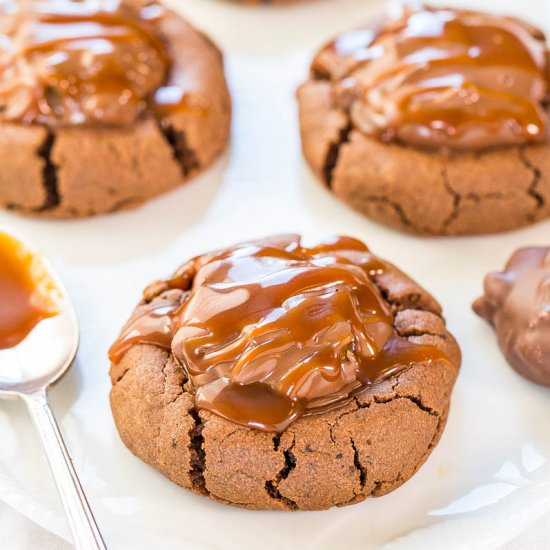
[109,236,448,432]
[0,1,197,126]
[330,7,549,147]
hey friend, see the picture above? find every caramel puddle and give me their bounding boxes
[0,232,60,349]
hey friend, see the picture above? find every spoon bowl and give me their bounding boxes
[0,252,78,396]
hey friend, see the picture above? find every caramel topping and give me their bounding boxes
[108,289,187,363]
[0,231,59,350]
[152,86,208,119]
[0,0,177,126]
[109,235,448,432]
[326,6,549,150]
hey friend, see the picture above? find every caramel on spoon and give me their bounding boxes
[0,230,105,550]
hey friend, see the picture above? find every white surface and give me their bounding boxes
[0,0,549,548]
[4,501,550,550]
[3,496,549,550]
[0,502,70,550]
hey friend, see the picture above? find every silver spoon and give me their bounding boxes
[0,231,106,550]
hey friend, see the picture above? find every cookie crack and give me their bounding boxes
[188,408,208,495]
[161,358,171,400]
[366,379,439,417]
[335,387,440,503]
[160,353,189,406]
[350,437,366,489]
[352,380,440,419]
[265,434,298,510]
[396,395,438,417]
[107,196,143,213]
[373,473,404,495]
[218,428,242,448]
[154,354,173,463]
[211,494,256,508]
[373,281,441,316]
[320,104,442,233]
[360,195,416,229]
[311,66,331,81]
[441,153,527,217]
[440,160,461,232]
[111,366,130,385]
[323,123,351,187]
[518,147,545,219]
[35,129,60,211]
[326,400,361,442]
[157,119,200,178]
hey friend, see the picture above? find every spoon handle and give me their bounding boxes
[24,390,106,550]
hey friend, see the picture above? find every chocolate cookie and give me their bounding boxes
[297,6,550,235]
[0,0,231,218]
[109,235,460,510]
[474,247,550,386]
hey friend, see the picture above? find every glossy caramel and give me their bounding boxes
[0,0,181,126]
[110,236,448,432]
[0,232,59,350]
[329,6,549,150]
[108,289,187,363]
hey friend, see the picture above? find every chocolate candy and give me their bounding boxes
[474,247,550,385]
